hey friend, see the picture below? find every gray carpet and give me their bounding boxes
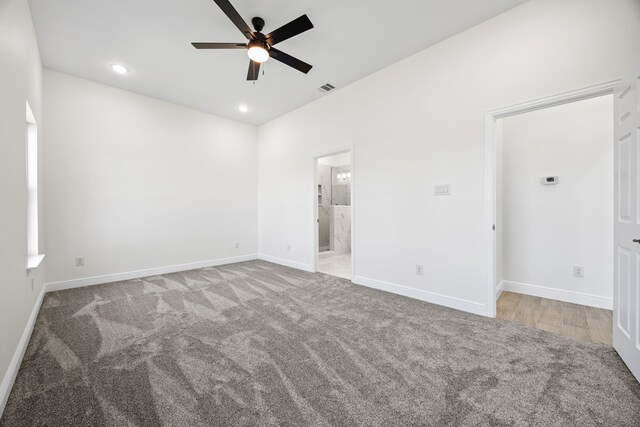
[1,260,639,426]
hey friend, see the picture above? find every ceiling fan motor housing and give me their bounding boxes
[252,17,265,32]
[248,39,268,50]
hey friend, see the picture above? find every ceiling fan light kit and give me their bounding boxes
[192,0,314,81]
[247,40,269,63]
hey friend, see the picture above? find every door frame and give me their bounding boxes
[312,145,355,279]
[484,80,620,317]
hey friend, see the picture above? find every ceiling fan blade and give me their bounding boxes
[269,48,312,74]
[192,42,246,49]
[264,14,313,46]
[212,0,254,39]
[247,60,261,81]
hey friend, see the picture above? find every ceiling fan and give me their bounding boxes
[192,0,314,81]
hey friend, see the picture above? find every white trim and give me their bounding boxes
[496,280,505,299]
[258,254,314,272]
[312,145,355,278]
[501,280,613,310]
[0,285,46,416]
[484,80,620,318]
[487,81,620,120]
[45,254,258,292]
[26,254,45,271]
[485,111,498,318]
[25,101,36,124]
[353,275,486,316]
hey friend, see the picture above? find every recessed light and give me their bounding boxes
[239,105,249,113]
[111,64,129,75]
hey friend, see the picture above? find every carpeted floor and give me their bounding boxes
[1,260,639,426]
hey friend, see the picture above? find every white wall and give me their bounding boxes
[257,0,640,315]
[499,95,614,305]
[0,0,44,412]
[44,70,258,284]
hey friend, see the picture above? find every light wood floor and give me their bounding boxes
[497,291,612,345]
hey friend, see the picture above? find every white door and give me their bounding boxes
[613,65,640,382]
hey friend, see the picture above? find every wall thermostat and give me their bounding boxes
[542,176,559,185]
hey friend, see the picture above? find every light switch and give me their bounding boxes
[434,184,450,196]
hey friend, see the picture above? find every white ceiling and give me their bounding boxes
[28,0,527,125]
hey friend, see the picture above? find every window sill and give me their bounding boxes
[27,254,46,271]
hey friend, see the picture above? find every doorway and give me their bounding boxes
[494,95,614,344]
[314,150,353,280]
[486,68,640,384]
[485,81,620,318]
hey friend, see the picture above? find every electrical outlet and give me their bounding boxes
[416,264,424,276]
[76,256,85,267]
[573,265,584,278]
[235,242,240,249]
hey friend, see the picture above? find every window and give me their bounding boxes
[26,102,43,269]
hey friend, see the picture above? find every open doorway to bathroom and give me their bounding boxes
[316,151,352,280]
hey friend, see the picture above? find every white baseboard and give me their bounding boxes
[353,275,487,316]
[258,254,314,273]
[501,280,613,310]
[496,280,505,299]
[0,285,46,416]
[45,254,259,292]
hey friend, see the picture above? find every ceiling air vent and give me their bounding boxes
[318,83,336,93]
